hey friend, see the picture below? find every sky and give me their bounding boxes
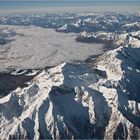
[0,0,140,2]
[0,0,139,2]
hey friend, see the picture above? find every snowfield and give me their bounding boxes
[0,25,104,71]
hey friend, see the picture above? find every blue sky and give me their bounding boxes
[0,0,137,2]
[0,0,138,1]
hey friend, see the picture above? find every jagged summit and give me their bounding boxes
[0,33,140,139]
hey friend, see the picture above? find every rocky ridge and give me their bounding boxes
[0,31,140,139]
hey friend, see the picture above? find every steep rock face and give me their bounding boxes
[0,33,140,139]
[0,63,111,139]
[94,33,140,139]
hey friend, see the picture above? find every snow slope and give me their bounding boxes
[0,31,140,139]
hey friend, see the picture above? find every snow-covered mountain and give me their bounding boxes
[0,30,140,139]
[0,12,140,33]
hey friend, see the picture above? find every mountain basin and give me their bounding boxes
[0,25,104,71]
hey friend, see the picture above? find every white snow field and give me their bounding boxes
[0,25,104,71]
